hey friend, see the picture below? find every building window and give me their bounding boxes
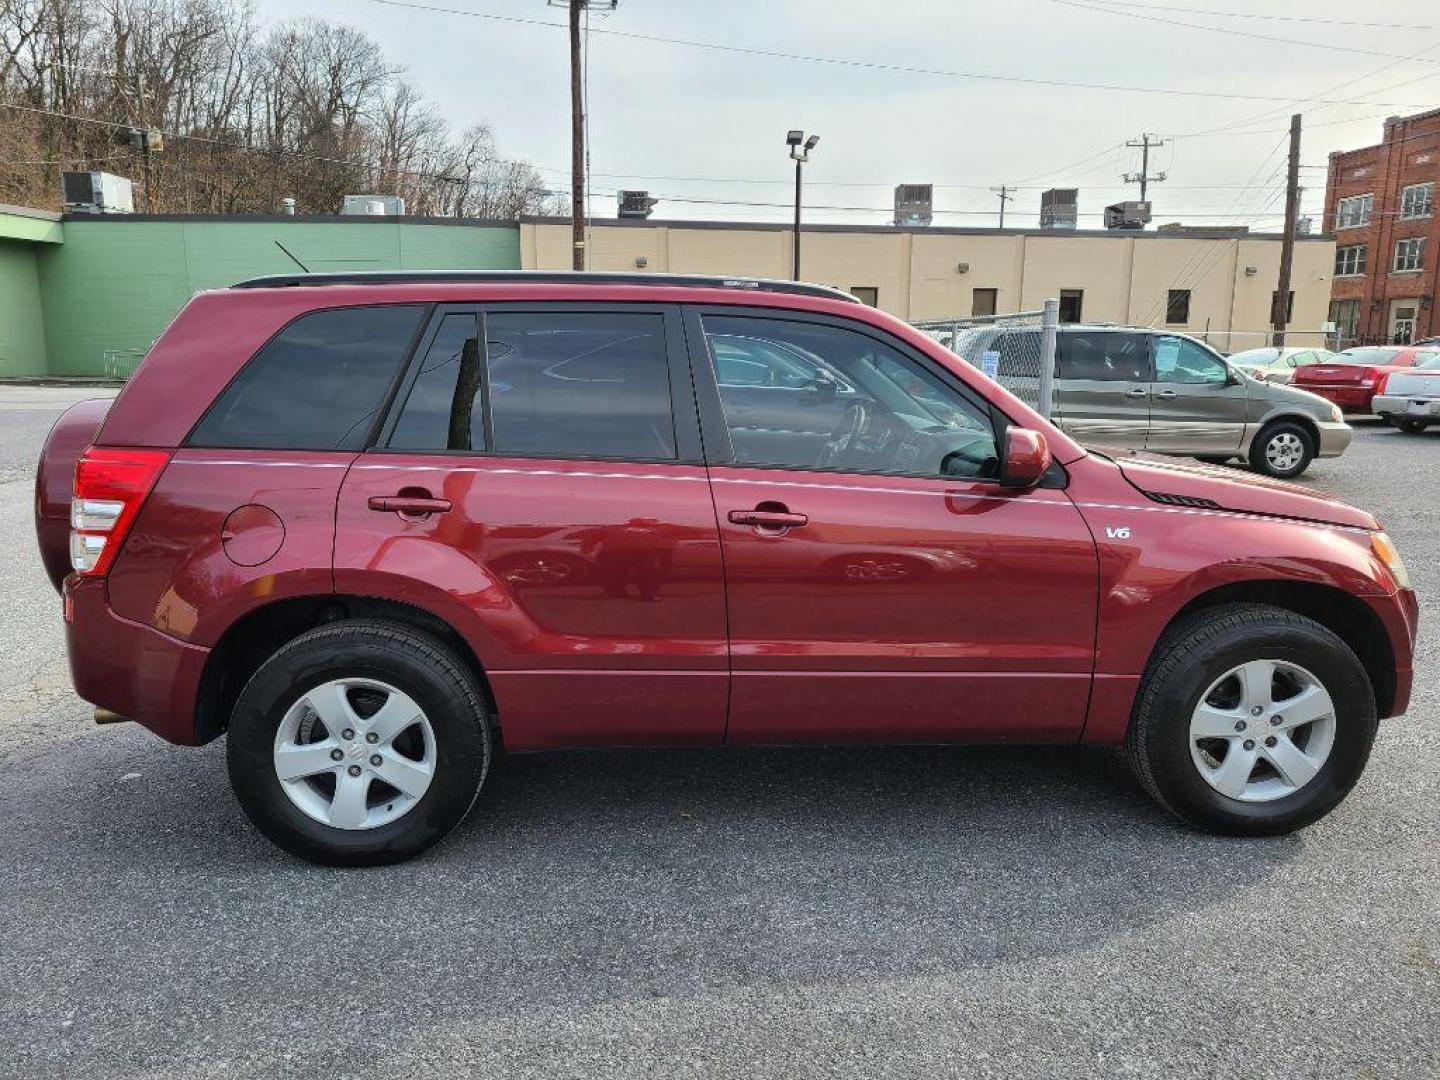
[1329,298,1361,343]
[1394,237,1427,272]
[1400,182,1434,220]
[851,286,878,306]
[1334,245,1367,276]
[1058,289,1084,323]
[971,288,998,317]
[1271,290,1295,325]
[1165,289,1191,325]
[1335,193,1373,229]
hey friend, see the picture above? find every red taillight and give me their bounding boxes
[1376,372,1391,395]
[1358,367,1378,388]
[70,447,170,577]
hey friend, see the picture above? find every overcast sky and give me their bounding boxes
[256,0,1440,230]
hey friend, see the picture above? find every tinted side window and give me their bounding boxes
[389,310,677,460]
[1057,332,1151,382]
[389,313,484,451]
[190,305,423,450]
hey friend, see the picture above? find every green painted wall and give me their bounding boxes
[35,217,522,377]
[0,241,49,378]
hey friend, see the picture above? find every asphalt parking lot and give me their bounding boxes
[0,386,1435,1079]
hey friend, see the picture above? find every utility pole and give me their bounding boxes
[1272,112,1302,348]
[991,185,1013,228]
[567,0,585,270]
[1123,132,1167,203]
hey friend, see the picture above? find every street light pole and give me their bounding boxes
[787,130,819,281]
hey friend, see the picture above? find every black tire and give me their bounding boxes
[1248,419,1315,479]
[1126,603,1376,836]
[227,620,493,866]
[1395,418,1429,434]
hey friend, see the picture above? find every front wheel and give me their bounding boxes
[1395,418,1429,434]
[1248,420,1315,479]
[227,620,493,866]
[1126,604,1376,835]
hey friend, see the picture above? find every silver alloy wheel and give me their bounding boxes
[273,678,436,830]
[1265,431,1306,473]
[1189,659,1337,802]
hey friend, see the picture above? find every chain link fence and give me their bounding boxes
[914,300,1059,418]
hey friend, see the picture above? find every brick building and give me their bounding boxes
[1324,108,1440,345]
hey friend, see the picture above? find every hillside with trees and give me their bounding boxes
[0,0,562,217]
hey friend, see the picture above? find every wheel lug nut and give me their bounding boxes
[1265,736,1278,748]
[1270,715,1282,726]
[1250,706,1263,716]
[329,748,343,762]
[1243,739,1256,751]
[366,732,379,744]
[347,765,362,777]
[341,728,356,741]
[1234,720,1247,732]
[370,754,383,767]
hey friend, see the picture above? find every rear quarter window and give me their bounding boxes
[188,305,424,450]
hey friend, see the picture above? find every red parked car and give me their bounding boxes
[1292,345,1440,415]
[37,273,1418,865]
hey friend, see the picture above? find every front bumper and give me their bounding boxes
[64,576,210,745]
[1371,586,1420,718]
[1314,420,1353,458]
[1373,394,1440,420]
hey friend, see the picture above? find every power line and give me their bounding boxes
[1075,1,1440,32]
[1056,0,1440,66]
[360,0,1434,107]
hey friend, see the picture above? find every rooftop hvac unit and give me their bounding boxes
[61,171,134,214]
[1039,188,1078,230]
[893,183,933,227]
[1104,200,1152,230]
[618,190,658,219]
[341,194,406,216]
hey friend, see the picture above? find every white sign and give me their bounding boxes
[981,350,1001,379]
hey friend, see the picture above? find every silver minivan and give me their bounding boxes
[953,325,1351,479]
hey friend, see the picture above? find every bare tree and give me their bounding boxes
[0,0,558,217]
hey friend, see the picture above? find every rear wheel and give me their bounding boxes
[1248,420,1315,479]
[1395,418,1429,434]
[1126,604,1376,835]
[227,620,493,866]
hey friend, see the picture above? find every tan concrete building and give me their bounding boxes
[520,217,1336,347]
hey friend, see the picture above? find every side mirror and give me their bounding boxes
[999,428,1051,489]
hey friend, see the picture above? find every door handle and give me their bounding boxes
[1154,389,1178,400]
[728,509,808,530]
[1125,387,1148,398]
[368,494,452,516]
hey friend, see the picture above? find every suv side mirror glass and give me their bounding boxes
[999,428,1051,488]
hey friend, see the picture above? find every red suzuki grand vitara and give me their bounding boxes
[36,273,1418,865]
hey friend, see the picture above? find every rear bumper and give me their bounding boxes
[1373,394,1440,419]
[64,576,209,745]
[1300,385,1374,413]
[1314,421,1353,458]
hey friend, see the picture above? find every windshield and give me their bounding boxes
[1335,347,1404,365]
[1228,348,1278,365]
[1417,351,1440,370]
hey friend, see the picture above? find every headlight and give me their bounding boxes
[1329,403,1344,423]
[1372,531,1410,589]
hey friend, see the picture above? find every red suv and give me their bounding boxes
[37,273,1418,865]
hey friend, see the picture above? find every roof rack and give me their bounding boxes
[230,270,859,302]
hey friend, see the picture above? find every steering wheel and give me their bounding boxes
[816,402,869,468]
